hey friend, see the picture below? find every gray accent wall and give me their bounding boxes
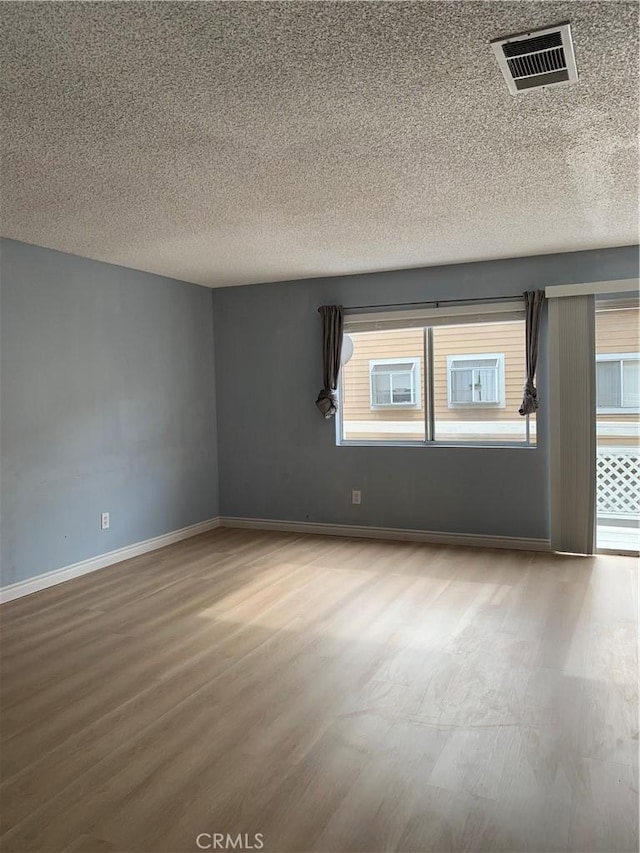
[1,239,219,586]
[213,246,639,542]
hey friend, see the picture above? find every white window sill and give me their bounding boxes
[337,440,537,449]
[369,404,419,410]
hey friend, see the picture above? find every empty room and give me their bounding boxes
[0,2,638,852]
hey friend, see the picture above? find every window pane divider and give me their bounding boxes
[426,327,435,442]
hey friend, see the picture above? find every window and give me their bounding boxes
[447,354,505,407]
[596,354,640,411]
[339,312,534,446]
[370,358,420,407]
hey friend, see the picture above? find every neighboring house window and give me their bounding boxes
[369,359,420,407]
[596,354,640,411]
[447,354,505,407]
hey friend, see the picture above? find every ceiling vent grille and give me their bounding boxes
[491,23,578,95]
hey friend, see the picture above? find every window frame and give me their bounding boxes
[369,357,421,409]
[596,352,640,414]
[446,353,506,408]
[337,309,535,449]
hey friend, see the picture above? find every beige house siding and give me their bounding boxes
[341,322,530,442]
[596,306,639,355]
[341,329,425,425]
[432,322,525,422]
[596,306,639,447]
[342,323,526,424]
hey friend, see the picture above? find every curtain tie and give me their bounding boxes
[316,388,338,419]
[519,379,539,416]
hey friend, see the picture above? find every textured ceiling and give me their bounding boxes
[1,1,638,288]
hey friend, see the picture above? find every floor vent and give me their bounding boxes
[491,23,578,95]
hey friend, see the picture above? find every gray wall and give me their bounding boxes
[0,239,219,586]
[213,245,639,542]
[2,240,637,587]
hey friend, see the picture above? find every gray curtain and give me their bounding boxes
[519,290,545,416]
[316,305,343,419]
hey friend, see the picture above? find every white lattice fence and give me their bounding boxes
[597,449,640,518]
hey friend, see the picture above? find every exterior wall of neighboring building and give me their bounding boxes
[432,321,525,428]
[341,309,640,445]
[341,328,425,430]
[596,306,639,448]
[341,321,530,442]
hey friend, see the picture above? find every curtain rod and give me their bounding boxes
[319,294,523,313]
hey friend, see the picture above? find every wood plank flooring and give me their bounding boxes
[0,529,638,853]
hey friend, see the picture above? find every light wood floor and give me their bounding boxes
[0,529,638,853]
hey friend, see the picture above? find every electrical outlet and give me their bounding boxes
[352,490,361,505]
[101,512,110,530]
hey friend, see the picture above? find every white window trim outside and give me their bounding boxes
[596,352,640,414]
[446,353,506,409]
[369,357,421,409]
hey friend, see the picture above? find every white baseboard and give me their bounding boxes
[1,515,550,604]
[0,517,221,603]
[219,516,550,553]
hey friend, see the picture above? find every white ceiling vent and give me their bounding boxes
[491,23,578,95]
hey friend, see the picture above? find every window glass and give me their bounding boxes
[341,330,425,442]
[433,321,532,444]
[339,319,534,445]
[371,370,392,405]
[596,360,621,408]
[595,303,640,551]
[622,359,640,407]
[391,372,414,404]
[596,357,640,409]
